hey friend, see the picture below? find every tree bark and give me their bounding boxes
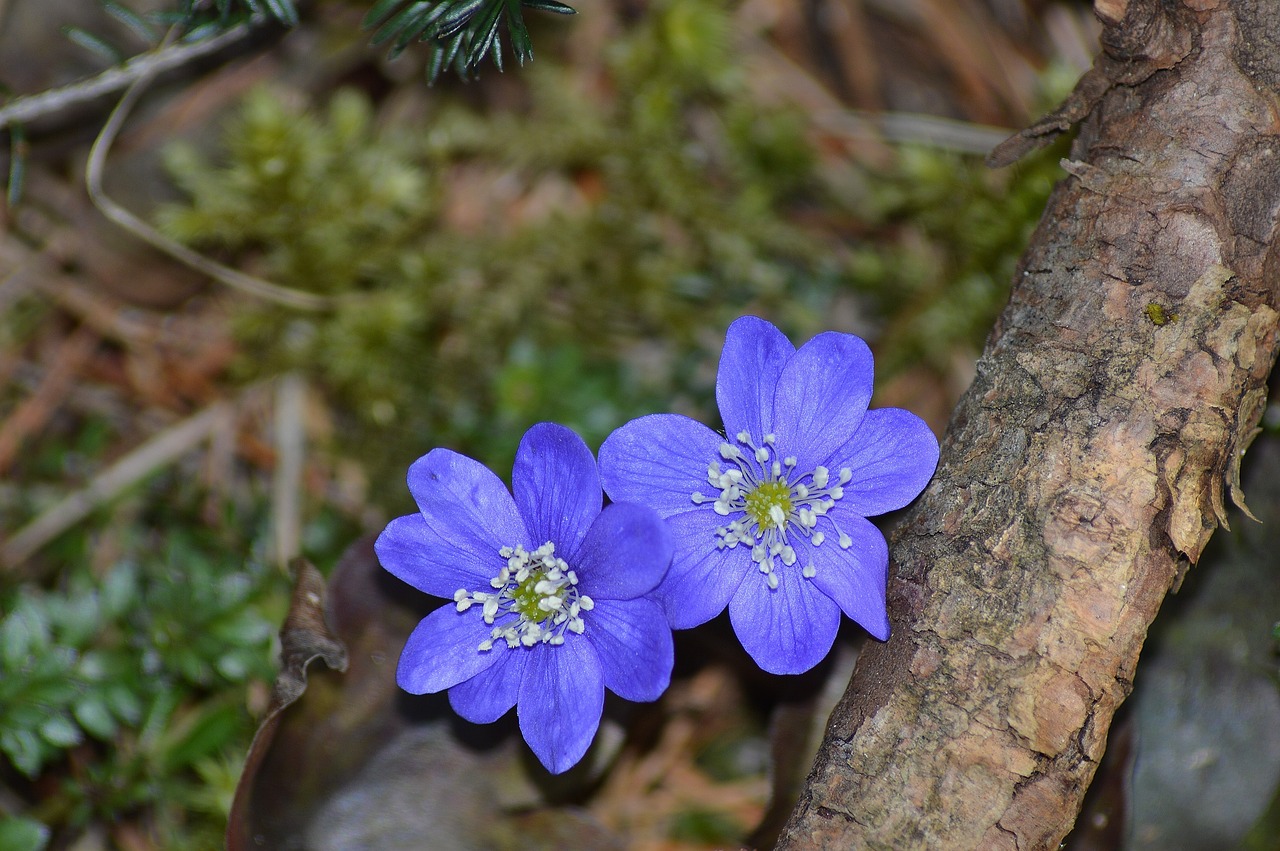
[777,1,1280,848]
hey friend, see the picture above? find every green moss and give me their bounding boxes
[669,807,745,844]
[157,0,1062,491]
[842,142,1064,375]
[158,0,839,489]
[160,87,433,297]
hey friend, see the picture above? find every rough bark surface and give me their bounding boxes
[777,1,1280,848]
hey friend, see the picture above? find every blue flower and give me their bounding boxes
[375,422,675,773]
[599,316,939,675]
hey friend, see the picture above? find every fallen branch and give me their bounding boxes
[779,0,1280,846]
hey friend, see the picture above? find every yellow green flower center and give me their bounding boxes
[745,480,793,529]
[689,431,856,590]
[453,542,594,650]
[510,573,549,620]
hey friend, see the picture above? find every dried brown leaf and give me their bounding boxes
[227,558,348,851]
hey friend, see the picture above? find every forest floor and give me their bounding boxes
[3,2,1276,850]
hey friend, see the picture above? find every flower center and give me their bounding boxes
[690,431,854,590]
[744,480,793,529]
[453,542,594,650]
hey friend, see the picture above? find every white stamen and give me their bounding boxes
[689,430,857,592]
[456,542,591,651]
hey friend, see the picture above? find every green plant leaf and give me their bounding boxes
[0,816,51,851]
[101,1,158,43]
[363,0,576,78]
[2,728,46,777]
[520,0,574,13]
[263,0,299,26]
[162,703,243,771]
[39,714,83,748]
[1,597,49,668]
[60,26,125,63]
[74,696,119,740]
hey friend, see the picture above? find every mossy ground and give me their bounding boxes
[0,0,1079,847]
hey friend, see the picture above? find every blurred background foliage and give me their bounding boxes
[154,0,1067,485]
[1,476,289,847]
[13,0,1264,850]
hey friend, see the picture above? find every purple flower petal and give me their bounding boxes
[770,332,874,468]
[830,408,939,518]
[727,568,842,675]
[407,445,532,557]
[797,514,890,640]
[574,502,673,601]
[376,514,495,599]
[653,510,747,629]
[599,414,723,519]
[716,316,794,439]
[513,423,601,557]
[518,637,605,774]
[448,649,527,723]
[584,598,673,702]
[397,605,503,694]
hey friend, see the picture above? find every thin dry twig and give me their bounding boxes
[816,109,1013,155]
[272,372,306,570]
[85,56,339,311]
[0,325,99,474]
[1,399,232,569]
[0,23,255,131]
[744,38,1012,156]
[1,232,168,347]
[817,0,882,109]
